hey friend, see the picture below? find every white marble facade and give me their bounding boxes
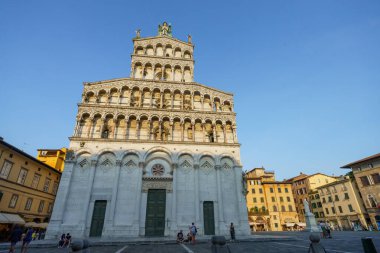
[46,23,250,239]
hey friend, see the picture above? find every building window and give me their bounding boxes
[287,196,291,202]
[0,160,13,179]
[360,176,370,186]
[25,198,33,211]
[315,194,320,199]
[288,205,293,211]
[281,205,286,212]
[334,195,339,201]
[312,203,317,209]
[47,203,53,213]
[368,163,373,169]
[325,208,329,215]
[317,202,322,208]
[9,194,18,208]
[274,223,278,228]
[338,206,343,213]
[371,173,380,184]
[252,189,255,194]
[368,195,377,208]
[328,196,332,202]
[280,197,284,202]
[273,205,277,212]
[270,188,274,193]
[278,187,282,193]
[52,181,59,194]
[38,200,45,213]
[348,204,354,212]
[253,198,257,203]
[17,168,28,184]
[271,197,276,202]
[259,188,263,194]
[314,212,319,218]
[260,197,264,203]
[344,193,349,200]
[43,178,51,192]
[31,174,41,189]
[273,215,277,220]
[285,187,289,193]
[320,212,324,217]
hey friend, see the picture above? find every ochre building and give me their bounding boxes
[46,22,250,239]
[36,148,67,172]
[341,153,380,230]
[0,138,61,224]
[285,173,337,222]
[245,168,299,231]
[317,176,368,230]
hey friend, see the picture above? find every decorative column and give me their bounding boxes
[181,94,184,110]
[194,164,200,225]
[202,123,206,142]
[73,118,80,137]
[232,125,238,143]
[222,124,227,143]
[181,122,184,141]
[136,119,140,139]
[109,160,122,226]
[160,92,164,109]
[81,159,97,236]
[171,68,175,81]
[215,165,225,233]
[201,96,204,111]
[191,92,194,110]
[171,93,174,109]
[134,161,144,233]
[158,121,162,141]
[112,119,118,139]
[192,123,195,142]
[212,125,216,143]
[128,90,132,107]
[171,121,174,141]
[171,163,178,231]
[45,158,76,239]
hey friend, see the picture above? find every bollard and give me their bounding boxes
[308,233,327,253]
[362,237,377,253]
[211,236,231,253]
[70,239,90,252]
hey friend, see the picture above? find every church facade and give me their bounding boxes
[46,22,250,238]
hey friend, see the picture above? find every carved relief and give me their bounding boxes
[141,179,173,193]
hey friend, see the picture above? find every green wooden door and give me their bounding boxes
[89,200,107,237]
[203,201,215,235]
[145,189,166,236]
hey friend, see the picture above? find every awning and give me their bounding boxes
[0,213,25,225]
[25,222,38,227]
[285,223,295,227]
[296,222,306,227]
[36,223,48,228]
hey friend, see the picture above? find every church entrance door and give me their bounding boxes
[89,200,107,237]
[145,189,166,236]
[203,201,215,235]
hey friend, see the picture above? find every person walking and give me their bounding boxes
[21,228,33,253]
[8,225,23,253]
[190,222,197,244]
[230,222,236,241]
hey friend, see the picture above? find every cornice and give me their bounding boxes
[83,78,233,98]
[69,137,241,147]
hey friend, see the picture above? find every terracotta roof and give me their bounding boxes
[341,153,380,168]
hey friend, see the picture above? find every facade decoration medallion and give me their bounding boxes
[152,164,165,176]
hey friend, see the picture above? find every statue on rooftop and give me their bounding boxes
[158,22,172,37]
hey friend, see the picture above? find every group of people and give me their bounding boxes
[58,233,72,248]
[176,222,236,244]
[318,222,332,238]
[8,226,35,253]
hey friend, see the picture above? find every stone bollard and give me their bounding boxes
[308,233,327,253]
[70,239,90,252]
[361,237,377,253]
[211,236,231,253]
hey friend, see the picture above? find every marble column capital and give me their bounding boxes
[215,165,222,170]
[193,164,200,169]
[91,160,98,167]
[116,160,122,166]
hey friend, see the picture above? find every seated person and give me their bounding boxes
[185,232,192,243]
[63,233,71,248]
[176,230,184,243]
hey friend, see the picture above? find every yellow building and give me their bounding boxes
[0,138,61,226]
[285,173,337,222]
[317,176,368,230]
[341,153,380,230]
[36,148,67,172]
[308,189,325,223]
[245,168,299,231]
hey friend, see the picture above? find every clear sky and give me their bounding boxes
[1,0,379,180]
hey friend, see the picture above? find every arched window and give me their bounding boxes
[102,129,109,139]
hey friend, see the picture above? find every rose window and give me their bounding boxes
[152,164,165,176]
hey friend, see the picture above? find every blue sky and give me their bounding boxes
[1,0,379,180]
